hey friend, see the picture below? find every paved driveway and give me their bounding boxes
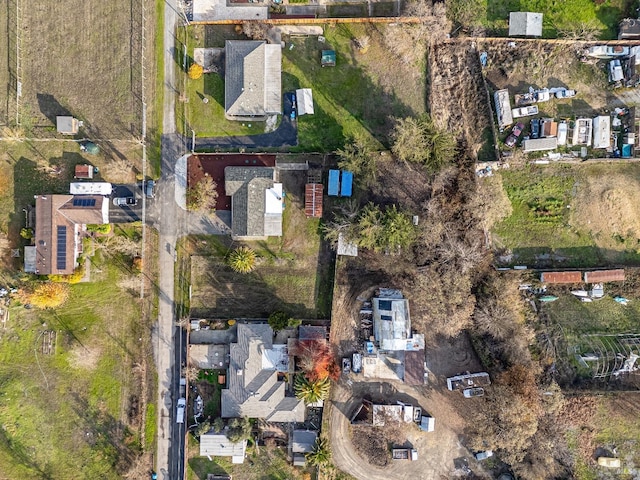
[109,184,145,223]
[194,93,298,150]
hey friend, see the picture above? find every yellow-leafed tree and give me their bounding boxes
[29,282,70,309]
[188,63,203,80]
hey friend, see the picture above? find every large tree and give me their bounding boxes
[391,115,456,172]
[296,340,340,381]
[187,176,218,213]
[28,282,70,309]
[226,417,252,443]
[356,203,416,253]
[336,137,378,187]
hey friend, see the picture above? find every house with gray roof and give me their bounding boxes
[224,166,283,240]
[225,40,282,120]
[221,323,305,422]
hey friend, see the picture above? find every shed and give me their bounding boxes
[542,119,558,138]
[69,182,113,196]
[292,430,317,453]
[522,137,557,152]
[419,416,435,432]
[584,269,625,283]
[540,271,582,284]
[337,233,358,257]
[328,170,340,196]
[321,50,336,67]
[494,89,513,129]
[304,183,323,218]
[592,116,611,149]
[573,118,593,146]
[340,171,353,197]
[74,164,94,179]
[56,116,82,135]
[295,88,314,115]
[509,12,543,37]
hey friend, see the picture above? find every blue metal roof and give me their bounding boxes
[328,170,340,196]
[340,171,353,197]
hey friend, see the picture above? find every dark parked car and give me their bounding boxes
[145,180,155,198]
[505,122,525,147]
[531,118,541,139]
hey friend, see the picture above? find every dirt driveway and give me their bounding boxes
[328,377,488,479]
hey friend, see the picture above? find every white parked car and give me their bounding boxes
[176,398,186,424]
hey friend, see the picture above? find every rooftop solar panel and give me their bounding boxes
[72,198,96,207]
[56,225,67,270]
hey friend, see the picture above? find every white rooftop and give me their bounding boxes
[69,182,112,196]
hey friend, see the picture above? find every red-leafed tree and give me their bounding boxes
[297,339,340,381]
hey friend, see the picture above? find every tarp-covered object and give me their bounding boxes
[295,88,314,115]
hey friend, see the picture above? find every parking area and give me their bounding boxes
[109,184,147,223]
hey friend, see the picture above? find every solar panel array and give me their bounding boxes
[56,226,67,270]
[72,198,96,207]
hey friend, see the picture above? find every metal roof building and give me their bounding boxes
[295,88,314,115]
[373,297,411,351]
[225,41,281,120]
[199,432,247,464]
[540,271,582,284]
[292,430,317,453]
[509,12,543,37]
[584,269,625,283]
[494,89,513,129]
[592,116,611,149]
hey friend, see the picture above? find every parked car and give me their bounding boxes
[505,122,525,147]
[145,179,155,198]
[113,196,136,206]
[474,450,494,461]
[531,118,541,139]
[176,398,186,424]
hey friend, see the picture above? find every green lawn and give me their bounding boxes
[493,164,640,267]
[480,0,633,39]
[0,252,144,478]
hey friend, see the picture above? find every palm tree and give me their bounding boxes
[294,375,330,404]
[227,246,257,274]
[306,437,331,466]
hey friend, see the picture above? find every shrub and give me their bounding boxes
[188,63,204,80]
[268,311,298,333]
[227,246,256,274]
[20,228,33,240]
[87,223,112,234]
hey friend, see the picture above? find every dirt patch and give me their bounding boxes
[572,171,640,246]
[69,344,102,370]
[187,153,276,210]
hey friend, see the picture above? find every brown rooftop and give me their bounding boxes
[74,164,93,179]
[540,271,582,284]
[404,350,425,386]
[584,269,625,283]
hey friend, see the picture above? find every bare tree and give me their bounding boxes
[242,21,271,40]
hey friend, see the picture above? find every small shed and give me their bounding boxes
[337,233,358,257]
[56,116,82,135]
[328,169,340,196]
[321,50,336,67]
[419,416,435,432]
[509,12,543,37]
[295,88,314,115]
[540,271,582,284]
[304,183,323,218]
[293,454,307,467]
[200,433,247,464]
[74,164,94,179]
[619,18,640,40]
[340,171,353,197]
[292,430,317,453]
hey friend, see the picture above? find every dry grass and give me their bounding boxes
[19,0,141,138]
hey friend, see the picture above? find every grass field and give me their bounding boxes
[0,248,149,478]
[493,164,640,267]
[478,0,634,39]
[16,0,140,138]
[188,170,333,319]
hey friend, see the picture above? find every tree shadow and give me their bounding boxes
[187,456,231,480]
